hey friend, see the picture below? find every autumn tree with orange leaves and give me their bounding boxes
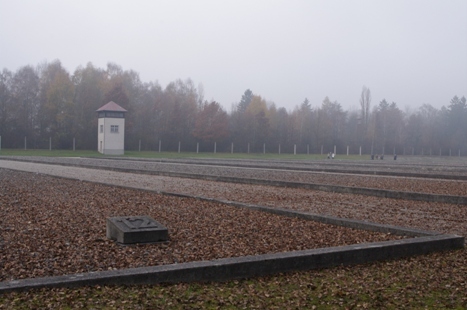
[192,101,229,144]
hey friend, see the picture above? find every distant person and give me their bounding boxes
[331,152,335,159]
[394,154,397,160]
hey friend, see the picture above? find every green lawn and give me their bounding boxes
[0,148,368,161]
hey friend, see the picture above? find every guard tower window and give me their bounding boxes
[110,125,119,133]
[100,125,103,133]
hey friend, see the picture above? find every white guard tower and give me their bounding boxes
[97,101,127,155]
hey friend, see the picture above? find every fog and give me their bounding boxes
[1,0,466,111]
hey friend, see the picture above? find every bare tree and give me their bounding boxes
[360,86,371,131]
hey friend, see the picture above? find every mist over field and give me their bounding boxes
[1,0,465,111]
[0,1,466,154]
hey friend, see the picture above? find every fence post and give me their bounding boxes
[231,142,234,154]
[49,137,52,151]
[0,136,1,151]
[196,142,199,154]
[334,145,336,155]
[178,141,181,153]
[158,140,161,153]
[214,142,216,153]
[346,145,349,156]
[321,145,323,155]
[294,144,296,155]
[279,144,281,155]
[307,144,309,155]
[73,138,75,151]
[263,143,266,154]
[248,143,250,154]
[24,137,27,150]
[359,146,362,156]
[139,140,141,152]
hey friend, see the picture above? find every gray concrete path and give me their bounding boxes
[0,159,188,193]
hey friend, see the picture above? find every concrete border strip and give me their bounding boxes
[99,156,467,181]
[0,234,463,293]
[152,192,440,237]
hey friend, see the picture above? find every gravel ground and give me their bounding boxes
[1,159,466,237]
[0,169,405,281]
[3,156,467,196]
[0,157,466,309]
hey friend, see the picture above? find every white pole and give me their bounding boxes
[73,137,75,151]
[196,142,199,154]
[0,135,1,151]
[178,141,181,153]
[347,145,349,156]
[231,142,233,154]
[334,145,336,155]
[294,144,296,155]
[321,145,323,155]
[263,143,266,154]
[139,140,141,152]
[359,146,362,156]
[49,137,51,151]
[214,142,216,153]
[248,143,250,154]
[24,137,27,150]
[158,140,161,152]
[279,144,281,155]
[307,144,309,155]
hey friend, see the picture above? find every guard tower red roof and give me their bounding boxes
[96,101,127,112]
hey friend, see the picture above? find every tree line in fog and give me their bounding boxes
[0,60,466,155]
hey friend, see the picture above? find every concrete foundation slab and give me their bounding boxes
[0,184,463,293]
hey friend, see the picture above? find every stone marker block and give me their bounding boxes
[106,216,168,244]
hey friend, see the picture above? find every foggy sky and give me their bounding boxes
[1,0,466,112]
